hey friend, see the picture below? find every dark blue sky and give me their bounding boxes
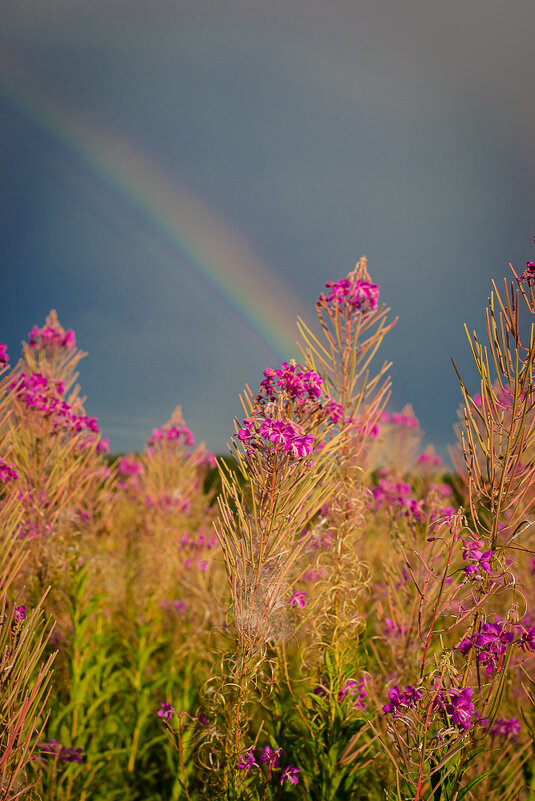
[1,0,534,456]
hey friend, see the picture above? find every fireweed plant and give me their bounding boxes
[361,259,535,800]
[259,261,398,800]
[0,350,55,800]
[1,250,535,800]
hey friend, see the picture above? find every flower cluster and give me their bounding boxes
[160,598,187,614]
[417,452,443,467]
[28,323,76,352]
[461,535,493,578]
[381,411,419,428]
[236,745,300,786]
[353,416,381,440]
[490,717,521,742]
[13,605,26,624]
[259,362,323,404]
[117,456,144,477]
[10,372,99,436]
[318,273,380,315]
[148,420,195,449]
[457,621,515,674]
[384,617,408,638]
[0,342,8,367]
[518,624,535,653]
[338,678,368,708]
[519,261,535,283]
[383,685,422,716]
[371,478,422,521]
[237,416,314,460]
[322,398,342,424]
[433,687,475,731]
[41,739,83,764]
[0,458,18,483]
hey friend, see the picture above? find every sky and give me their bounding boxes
[1,0,534,457]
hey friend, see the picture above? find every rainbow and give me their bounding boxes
[0,51,310,360]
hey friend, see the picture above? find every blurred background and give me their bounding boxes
[1,0,534,457]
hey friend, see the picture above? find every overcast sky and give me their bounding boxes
[1,0,534,456]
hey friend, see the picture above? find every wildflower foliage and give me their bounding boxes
[1,247,535,799]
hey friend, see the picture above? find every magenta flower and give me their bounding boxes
[458,624,507,673]
[96,437,110,454]
[449,688,475,730]
[519,260,535,283]
[9,371,100,438]
[259,745,282,768]
[325,398,343,424]
[259,362,323,404]
[41,739,83,763]
[390,412,419,428]
[289,591,306,608]
[236,415,314,460]
[383,685,422,715]
[457,636,473,656]
[462,536,493,578]
[384,617,407,638]
[117,456,143,477]
[0,343,9,367]
[237,749,256,770]
[518,625,535,653]
[13,606,26,624]
[148,419,195,449]
[418,452,443,467]
[338,678,367,708]
[490,717,521,742]
[157,702,175,721]
[28,323,76,351]
[319,274,379,314]
[281,765,300,786]
[0,458,18,483]
[433,687,475,731]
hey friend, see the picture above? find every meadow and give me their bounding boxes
[1,254,535,800]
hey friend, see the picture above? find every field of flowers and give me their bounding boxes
[1,253,535,800]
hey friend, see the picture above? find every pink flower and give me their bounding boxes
[319,274,379,314]
[0,458,18,483]
[237,749,256,770]
[418,452,443,467]
[97,437,110,454]
[157,702,175,721]
[236,415,314,460]
[28,322,76,351]
[338,678,367,708]
[260,362,323,404]
[289,591,306,608]
[281,766,300,786]
[390,412,419,428]
[259,746,282,767]
[117,456,143,476]
[519,261,535,283]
